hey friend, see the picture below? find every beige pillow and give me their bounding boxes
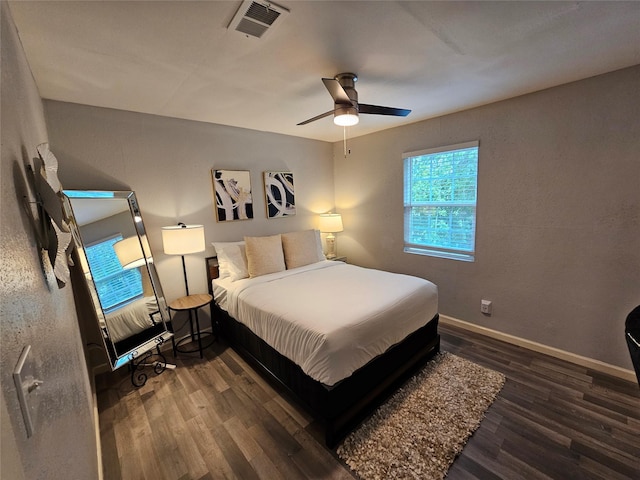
[281,229,324,269]
[244,234,286,278]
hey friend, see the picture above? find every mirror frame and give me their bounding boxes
[63,190,172,370]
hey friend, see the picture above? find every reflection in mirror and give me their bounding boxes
[63,190,172,376]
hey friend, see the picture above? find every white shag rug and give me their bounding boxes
[336,352,505,480]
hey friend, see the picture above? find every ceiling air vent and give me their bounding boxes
[228,0,289,39]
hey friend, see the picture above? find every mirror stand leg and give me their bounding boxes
[130,347,173,387]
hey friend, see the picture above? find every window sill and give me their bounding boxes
[403,247,474,262]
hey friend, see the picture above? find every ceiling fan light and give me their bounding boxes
[334,114,359,127]
[333,106,359,126]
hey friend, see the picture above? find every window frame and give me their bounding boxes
[403,140,479,262]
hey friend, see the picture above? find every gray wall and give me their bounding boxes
[334,65,640,371]
[0,2,99,479]
[44,101,335,305]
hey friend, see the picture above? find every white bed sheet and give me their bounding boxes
[214,260,438,386]
[105,296,158,342]
[212,275,233,311]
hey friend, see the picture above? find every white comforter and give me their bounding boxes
[216,261,438,386]
[105,296,158,342]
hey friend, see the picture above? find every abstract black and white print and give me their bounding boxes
[213,169,253,221]
[264,172,296,218]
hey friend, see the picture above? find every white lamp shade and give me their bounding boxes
[113,236,148,269]
[162,224,205,255]
[319,213,344,233]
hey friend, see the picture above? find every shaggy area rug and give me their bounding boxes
[336,352,505,479]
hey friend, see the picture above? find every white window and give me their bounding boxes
[403,141,479,262]
[85,235,143,311]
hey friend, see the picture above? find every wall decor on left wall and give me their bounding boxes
[212,169,253,221]
[24,143,75,287]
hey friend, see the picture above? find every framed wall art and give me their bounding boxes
[264,171,296,218]
[212,169,253,221]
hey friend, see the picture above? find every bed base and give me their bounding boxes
[212,303,440,447]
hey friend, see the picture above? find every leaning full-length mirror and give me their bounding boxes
[63,190,172,370]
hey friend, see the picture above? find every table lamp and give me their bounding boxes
[161,223,205,296]
[319,213,343,259]
[113,235,149,269]
[113,234,155,296]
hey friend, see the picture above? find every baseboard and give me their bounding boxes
[440,315,637,383]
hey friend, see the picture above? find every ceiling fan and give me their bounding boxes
[297,73,411,127]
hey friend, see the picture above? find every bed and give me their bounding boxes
[207,230,440,447]
[104,296,160,342]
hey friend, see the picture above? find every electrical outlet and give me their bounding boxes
[481,299,492,315]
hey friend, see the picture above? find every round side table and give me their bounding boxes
[168,293,214,359]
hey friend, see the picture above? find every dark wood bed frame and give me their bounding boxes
[206,256,440,447]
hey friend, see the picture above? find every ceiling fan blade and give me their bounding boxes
[297,109,335,126]
[359,103,411,117]
[322,78,353,105]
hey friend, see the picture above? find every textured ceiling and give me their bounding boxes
[8,1,640,143]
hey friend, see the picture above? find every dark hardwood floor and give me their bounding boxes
[97,323,640,479]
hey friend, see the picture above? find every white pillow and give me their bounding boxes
[313,229,326,261]
[212,241,248,281]
[244,234,286,278]
[281,229,325,269]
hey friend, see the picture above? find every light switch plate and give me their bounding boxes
[481,299,492,315]
[13,345,41,437]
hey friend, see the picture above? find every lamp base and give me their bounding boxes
[325,233,337,259]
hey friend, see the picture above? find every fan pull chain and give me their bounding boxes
[343,126,352,157]
[343,126,347,157]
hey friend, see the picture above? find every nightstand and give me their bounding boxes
[168,293,215,359]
